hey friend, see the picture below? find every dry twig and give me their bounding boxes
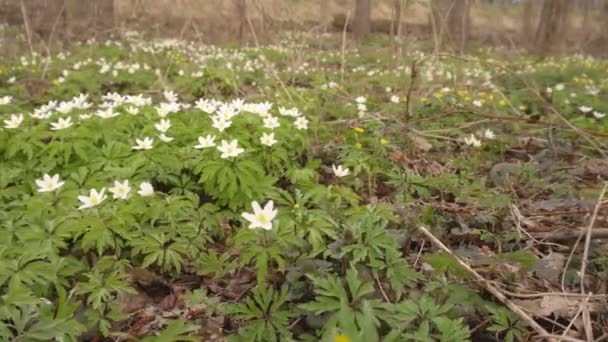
[418,226,584,342]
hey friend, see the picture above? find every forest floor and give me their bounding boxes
[1,31,607,341]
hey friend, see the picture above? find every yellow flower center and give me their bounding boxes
[334,334,351,342]
[256,213,269,224]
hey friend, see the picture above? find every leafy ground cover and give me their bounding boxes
[1,32,607,341]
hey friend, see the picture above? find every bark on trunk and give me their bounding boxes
[430,0,471,53]
[353,0,371,40]
[534,0,572,54]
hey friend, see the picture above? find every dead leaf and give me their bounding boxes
[533,252,565,285]
[411,136,433,151]
[514,296,602,318]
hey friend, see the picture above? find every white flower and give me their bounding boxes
[355,96,366,104]
[79,114,92,120]
[126,106,140,115]
[158,133,174,142]
[56,101,74,114]
[278,107,302,117]
[109,180,131,200]
[156,102,181,117]
[217,139,244,158]
[217,104,239,120]
[0,95,12,105]
[593,111,605,119]
[390,95,400,104]
[332,164,350,177]
[132,137,154,150]
[137,182,154,196]
[195,98,218,113]
[194,135,216,149]
[260,132,277,146]
[50,117,73,130]
[95,108,119,119]
[357,103,367,112]
[8,76,16,83]
[555,83,565,91]
[241,200,278,230]
[77,188,107,209]
[4,114,23,128]
[263,116,280,129]
[472,100,483,107]
[579,106,593,113]
[483,129,495,140]
[154,119,171,133]
[163,90,178,103]
[464,134,482,147]
[35,174,64,192]
[294,117,309,130]
[211,116,232,132]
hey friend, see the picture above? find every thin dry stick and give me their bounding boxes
[559,295,587,341]
[580,182,608,294]
[374,273,392,304]
[417,226,559,340]
[19,0,33,55]
[579,183,607,341]
[340,12,350,83]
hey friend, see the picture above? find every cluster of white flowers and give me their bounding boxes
[33,174,154,209]
[4,90,309,160]
[464,129,496,148]
[579,106,605,119]
[355,96,367,118]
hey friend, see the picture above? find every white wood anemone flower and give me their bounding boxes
[137,182,154,197]
[332,164,350,178]
[217,139,244,159]
[194,135,216,149]
[78,188,107,209]
[50,117,73,131]
[464,134,482,147]
[242,200,278,230]
[294,117,309,130]
[4,114,23,129]
[260,132,277,146]
[109,180,131,200]
[35,174,65,192]
[132,137,154,150]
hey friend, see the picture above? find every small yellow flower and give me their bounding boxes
[380,138,388,145]
[464,96,472,102]
[488,95,494,101]
[420,97,428,103]
[353,127,365,133]
[294,203,300,209]
[518,105,526,111]
[433,92,443,99]
[334,334,352,342]
[355,143,362,149]
[498,99,506,107]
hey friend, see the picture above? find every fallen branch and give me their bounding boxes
[532,228,608,242]
[417,226,584,342]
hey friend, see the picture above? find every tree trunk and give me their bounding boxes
[64,0,114,39]
[236,0,247,43]
[21,0,65,43]
[430,0,471,53]
[353,0,371,40]
[392,0,402,38]
[521,0,537,49]
[534,0,572,54]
